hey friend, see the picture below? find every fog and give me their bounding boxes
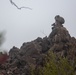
[0,0,76,51]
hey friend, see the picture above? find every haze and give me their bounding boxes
[0,0,76,51]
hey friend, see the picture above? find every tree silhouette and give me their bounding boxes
[0,31,5,47]
[0,32,9,64]
[9,0,32,10]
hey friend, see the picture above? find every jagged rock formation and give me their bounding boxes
[0,15,76,75]
[55,15,65,24]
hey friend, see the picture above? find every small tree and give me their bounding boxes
[0,31,5,47]
[0,31,5,52]
[0,31,9,65]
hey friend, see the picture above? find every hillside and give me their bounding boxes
[0,15,76,75]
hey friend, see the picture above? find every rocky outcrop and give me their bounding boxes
[0,15,76,75]
[48,15,76,59]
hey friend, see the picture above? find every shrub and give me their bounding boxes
[30,51,75,75]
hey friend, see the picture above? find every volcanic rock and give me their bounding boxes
[0,15,76,75]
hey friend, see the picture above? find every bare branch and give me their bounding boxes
[9,0,32,10]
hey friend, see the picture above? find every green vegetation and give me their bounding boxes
[30,51,75,75]
[0,31,5,54]
[0,31,5,47]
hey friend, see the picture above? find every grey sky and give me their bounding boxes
[0,0,76,51]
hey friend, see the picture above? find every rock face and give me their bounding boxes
[0,15,76,75]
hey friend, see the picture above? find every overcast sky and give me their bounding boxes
[0,0,76,51]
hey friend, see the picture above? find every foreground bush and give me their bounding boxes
[30,51,75,75]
